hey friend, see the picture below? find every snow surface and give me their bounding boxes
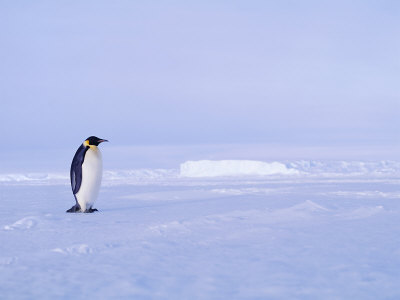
[1,159,400,299]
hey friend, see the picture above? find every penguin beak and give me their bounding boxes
[99,139,109,143]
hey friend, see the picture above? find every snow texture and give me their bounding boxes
[1,159,400,299]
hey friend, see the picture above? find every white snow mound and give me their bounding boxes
[180,160,299,177]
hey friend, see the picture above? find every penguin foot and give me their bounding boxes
[66,204,81,213]
[85,208,98,213]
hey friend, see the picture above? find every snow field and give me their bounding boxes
[1,160,400,299]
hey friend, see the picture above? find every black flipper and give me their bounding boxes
[70,144,89,195]
[67,144,89,213]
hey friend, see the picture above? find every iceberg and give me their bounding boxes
[180,160,299,177]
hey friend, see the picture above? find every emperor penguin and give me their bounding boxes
[67,136,108,213]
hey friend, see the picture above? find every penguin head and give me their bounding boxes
[84,136,109,147]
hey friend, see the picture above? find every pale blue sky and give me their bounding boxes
[1,0,399,151]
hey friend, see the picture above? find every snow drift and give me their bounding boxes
[180,160,299,177]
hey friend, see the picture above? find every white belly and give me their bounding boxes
[76,147,103,212]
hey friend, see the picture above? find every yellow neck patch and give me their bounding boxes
[83,140,97,149]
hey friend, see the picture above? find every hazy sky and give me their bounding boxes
[1,1,399,150]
